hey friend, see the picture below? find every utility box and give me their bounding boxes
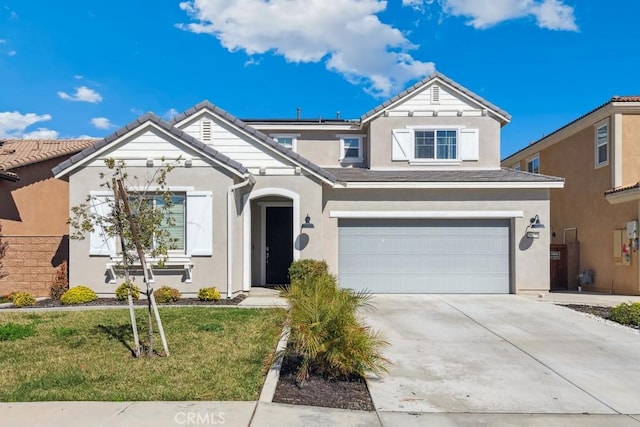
[627,221,639,239]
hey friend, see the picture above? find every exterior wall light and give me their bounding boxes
[301,214,314,229]
[526,215,545,239]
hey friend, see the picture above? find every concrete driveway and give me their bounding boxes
[364,295,640,424]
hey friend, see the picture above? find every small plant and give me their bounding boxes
[0,323,36,341]
[288,259,329,284]
[60,286,98,305]
[610,302,640,326]
[12,291,36,307]
[115,281,141,301]
[50,261,69,300]
[0,293,14,304]
[197,287,221,301]
[153,286,181,303]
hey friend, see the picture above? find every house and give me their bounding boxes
[53,72,563,297]
[0,138,96,296]
[502,96,640,295]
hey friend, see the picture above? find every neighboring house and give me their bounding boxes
[53,72,562,297]
[0,139,96,296]
[502,96,640,295]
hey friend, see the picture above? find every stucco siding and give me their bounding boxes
[622,114,640,185]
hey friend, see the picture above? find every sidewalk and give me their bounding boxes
[523,290,640,307]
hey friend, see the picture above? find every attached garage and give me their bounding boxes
[338,218,511,293]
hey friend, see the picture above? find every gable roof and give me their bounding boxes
[0,139,95,173]
[169,100,337,184]
[52,113,249,178]
[360,71,511,125]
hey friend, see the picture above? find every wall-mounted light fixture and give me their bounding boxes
[301,214,314,229]
[526,215,545,239]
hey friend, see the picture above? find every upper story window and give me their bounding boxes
[338,135,364,163]
[271,134,299,152]
[527,155,540,174]
[595,123,609,167]
[414,130,457,160]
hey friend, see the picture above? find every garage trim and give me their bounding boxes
[330,210,523,219]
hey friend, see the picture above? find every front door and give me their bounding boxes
[550,244,568,290]
[265,206,293,285]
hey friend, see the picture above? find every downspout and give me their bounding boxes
[227,174,255,299]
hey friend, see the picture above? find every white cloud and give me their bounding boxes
[163,108,179,120]
[178,0,434,97]
[0,111,53,138]
[74,75,84,80]
[435,0,577,30]
[22,128,59,139]
[90,117,113,129]
[57,86,103,103]
[7,50,16,56]
[0,39,5,44]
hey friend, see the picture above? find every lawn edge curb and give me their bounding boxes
[259,326,290,403]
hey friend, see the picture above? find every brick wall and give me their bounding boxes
[0,236,68,297]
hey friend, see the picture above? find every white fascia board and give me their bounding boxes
[330,210,524,219]
[250,123,359,131]
[333,181,565,189]
[605,188,640,205]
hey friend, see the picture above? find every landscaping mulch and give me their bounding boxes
[2,294,246,309]
[561,304,612,319]
[273,353,375,411]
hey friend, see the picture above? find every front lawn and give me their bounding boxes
[0,307,286,401]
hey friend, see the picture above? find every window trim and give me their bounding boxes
[526,155,540,174]
[338,134,365,163]
[595,121,609,168]
[270,133,299,152]
[406,126,461,165]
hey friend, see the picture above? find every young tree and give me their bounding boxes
[0,221,8,280]
[69,158,181,356]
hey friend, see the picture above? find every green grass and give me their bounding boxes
[0,307,286,401]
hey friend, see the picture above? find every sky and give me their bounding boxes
[0,0,638,158]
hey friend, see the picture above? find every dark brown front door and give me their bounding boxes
[265,206,293,285]
[550,244,568,290]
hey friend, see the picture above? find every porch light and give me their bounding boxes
[301,214,314,229]
[526,215,545,239]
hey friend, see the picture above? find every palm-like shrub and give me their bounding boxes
[288,259,329,284]
[282,273,388,383]
[60,286,98,305]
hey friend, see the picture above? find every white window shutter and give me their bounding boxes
[186,191,213,256]
[459,128,479,161]
[392,129,412,161]
[89,192,116,256]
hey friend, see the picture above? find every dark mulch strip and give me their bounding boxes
[561,304,612,318]
[273,353,375,411]
[2,294,246,309]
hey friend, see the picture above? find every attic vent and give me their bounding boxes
[431,85,440,104]
[200,120,212,142]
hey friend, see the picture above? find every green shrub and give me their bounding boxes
[60,286,98,305]
[153,286,181,303]
[12,291,36,307]
[197,287,221,301]
[0,323,36,341]
[115,281,141,301]
[49,261,69,300]
[610,302,640,326]
[0,292,14,304]
[282,272,388,382]
[288,259,329,284]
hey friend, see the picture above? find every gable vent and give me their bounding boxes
[200,120,212,142]
[431,85,440,104]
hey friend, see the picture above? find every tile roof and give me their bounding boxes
[0,139,96,172]
[52,114,250,177]
[360,71,511,123]
[325,167,564,183]
[605,182,640,195]
[169,101,337,183]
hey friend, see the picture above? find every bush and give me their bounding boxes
[198,287,221,301]
[50,261,69,300]
[12,291,36,307]
[288,259,329,284]
[60,286,98,305]
[610,302,640,326]
[115,281,141,301]
[282,272,388,383]
[153,286,181,303]
[0,323,36,341]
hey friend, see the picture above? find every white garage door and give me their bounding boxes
[338,218,510,293]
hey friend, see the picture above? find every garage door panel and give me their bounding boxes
[338,219,510,294]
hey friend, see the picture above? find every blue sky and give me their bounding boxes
[0,1,638,157]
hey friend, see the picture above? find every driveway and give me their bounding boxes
[364,295,640,420]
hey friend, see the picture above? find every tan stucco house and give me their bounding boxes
[0,138,95,296]
[54,72,562,297]
[502,96,640,295]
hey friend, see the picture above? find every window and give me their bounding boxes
[339,135,364,162]
[271,134,299,152]
[129,194,186,252]
[527,156,540,174]
[512,163,521,171]
[596,123,608,166]
[414,130,457,160]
